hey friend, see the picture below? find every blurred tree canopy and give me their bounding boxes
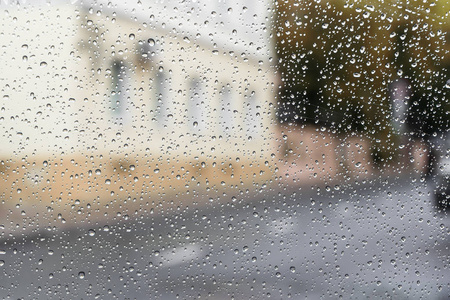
[274,0,450,161]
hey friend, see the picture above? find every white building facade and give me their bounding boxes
[0,0,278,232]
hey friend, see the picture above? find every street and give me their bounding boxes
[0,175,449,299]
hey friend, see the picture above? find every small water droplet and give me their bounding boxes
[78,271,85,279]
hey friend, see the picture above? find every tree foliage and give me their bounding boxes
[275,0,450,160]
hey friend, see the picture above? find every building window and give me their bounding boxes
[154,71,168,127]
[188,78,205,131]
[219,84,233,132]
[110,61,128,120]
[245,89,260,137]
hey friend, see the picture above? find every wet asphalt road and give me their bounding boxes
[0,175,449,299]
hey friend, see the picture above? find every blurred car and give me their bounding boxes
[430,132,450,211]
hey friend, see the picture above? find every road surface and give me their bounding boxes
[0,175,449,299]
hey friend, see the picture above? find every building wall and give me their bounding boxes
[0,2,278,235]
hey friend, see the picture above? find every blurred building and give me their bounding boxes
[0,0,277,233]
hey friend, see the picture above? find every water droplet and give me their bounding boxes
[88,229,96,236]
[40,61,47,67]
[78,271,85,279]
[129,33,135,40]
[290,266,296,273]
[154,168,160,174]
[148,38,155,46]
[105,179,111,185]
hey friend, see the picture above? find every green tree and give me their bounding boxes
[275,0,449,163]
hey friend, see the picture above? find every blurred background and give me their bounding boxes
[0,0,448,299]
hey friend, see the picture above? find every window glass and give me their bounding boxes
[187,78,206,131]
[154,71,169,127]
[110,61,128,120]
[0,0,449,299]
[219,84,233,133]
[245,88,260,137]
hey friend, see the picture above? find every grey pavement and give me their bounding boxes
[0,175,449,299]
